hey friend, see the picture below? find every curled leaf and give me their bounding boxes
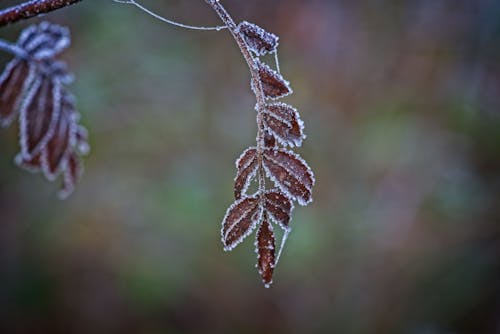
[263,148,315,206]
[19,77,61,158]
[0,22,89,198]
[265,190,293,230]
[59,152,82,199]
[238,21,278,56]
[253,60,292,100]
[17,21,70,60]
[0,60,34,127]
[221,196,263,251]
[263,102,304,147]
[14,151,42,173]
[40,101,73,181]
[234,147,258,199]
[255,212,275,287]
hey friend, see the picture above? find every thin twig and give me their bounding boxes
[114,0,227,31]
[274,49,281,73]
[0,0,82,27]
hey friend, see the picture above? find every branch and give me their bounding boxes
[204,0,267,198]
[0,0,82,27]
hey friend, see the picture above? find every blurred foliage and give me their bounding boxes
[1,0,500,333]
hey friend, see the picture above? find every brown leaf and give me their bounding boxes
[264,131,276,148]
[238,21,278,56]
[263,102,304,147]
[234,147,258,199]
[265,190,293,230]
[41,100,72,180]
[75,125,90,155]
[14,152,42,172]
[263,148,315,206]
[20,77,60,157]
[59,152,82,199]
[254,60,292,100]
[221,196,262,251]
[256,212,275,287]
[0,60,33,127]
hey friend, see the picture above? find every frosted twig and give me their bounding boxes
[0,0,82,27]
[113,0,227,31]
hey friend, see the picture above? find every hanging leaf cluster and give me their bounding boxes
[0,22,88,198]
[222,21,315,287]
[0,1,314,288]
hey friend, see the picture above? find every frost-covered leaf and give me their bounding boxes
[254,60,292,100]
[255,212,275,287]
[238,21,279,56]
[17,22,70,60]
[234,147,258,199]
[19,77,61,158]
[0,59,34,127]
[1,22,87,199]
[40,103,73,181]
[59,152,82,199]
[14,151,42,172]
[263,148,315,206]
[221,196,263,251]
[75,125,90,155]
[264,131,276,148]
[40,60,74,84]
[263,102,304,147]
[265,190,293,230]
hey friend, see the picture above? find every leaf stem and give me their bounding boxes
[204,0,267,200]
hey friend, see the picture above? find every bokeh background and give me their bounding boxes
[1,0,500,333]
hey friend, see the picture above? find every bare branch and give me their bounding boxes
[0,0,82,27]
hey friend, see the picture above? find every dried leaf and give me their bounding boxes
[1,22,88,199]
[263,102,304,147]
[263,148,315,205]
[265,190,293,230]
[254,60,292,100]
[14,152,42,173]
[221,196,262,251]
[238,21,279,56]
[234,147,258,199]
[59,152,82,199]
[75,125,90,155]
[19,77,61,158]
[264,131,276,148]
[255,212,275,287]
[17,22,70,60]
[41,104,73,181]
[0,60,34,127]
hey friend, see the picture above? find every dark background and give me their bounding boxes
[1,0,500,333]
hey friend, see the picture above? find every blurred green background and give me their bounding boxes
[1,0,500,333]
